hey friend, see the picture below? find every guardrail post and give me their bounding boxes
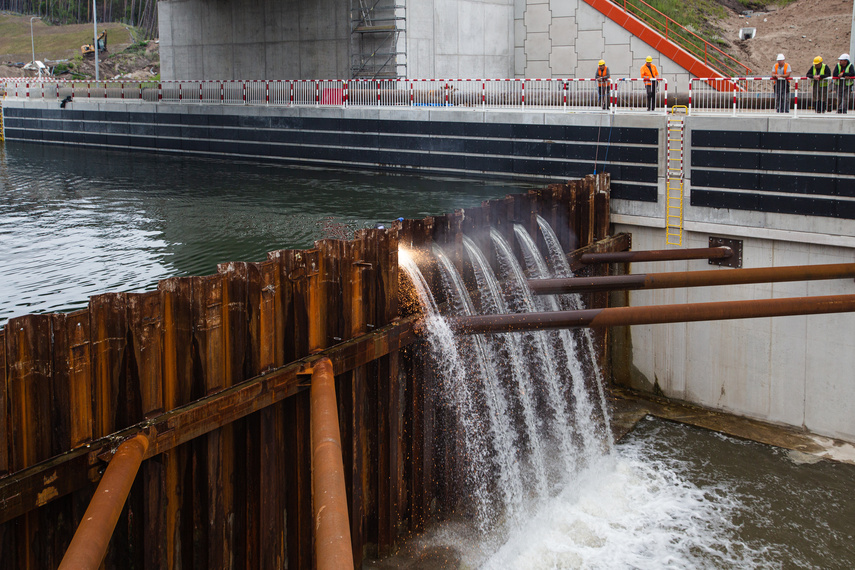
[793,79,799,118]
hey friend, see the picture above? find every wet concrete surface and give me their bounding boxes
[610,387,855,465]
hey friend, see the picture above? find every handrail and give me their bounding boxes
[615,0,751,76]
[58,434,150,570]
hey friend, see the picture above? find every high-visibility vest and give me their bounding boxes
[773,62,790,77]
[835,62,854,86]
[640,63,658,85]
[597,66,609,78]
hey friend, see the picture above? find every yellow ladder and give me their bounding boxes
[665,105,687,246]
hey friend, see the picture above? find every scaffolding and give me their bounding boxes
[350,0,407,79]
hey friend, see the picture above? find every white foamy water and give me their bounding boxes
[386,426,770,570]
[479,449,761,569]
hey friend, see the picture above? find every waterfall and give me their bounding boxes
[536,215,614,449]
[398,248,496,529]
[514,224,605,460]
[489,229,579,474]
[432,244,525,521]
[462,235,550,498]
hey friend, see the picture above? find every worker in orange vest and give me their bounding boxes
[596,59,610,110]
[772,54,792,113]
[640,56,659,111]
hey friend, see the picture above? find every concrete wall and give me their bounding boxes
[159,0,350,80]
[611,115,855,443]
[403,0,515,78]
[514,0,694,92]
[158,0,693,86]
[611,227,855,443]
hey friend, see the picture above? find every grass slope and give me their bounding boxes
[0,13,134,63]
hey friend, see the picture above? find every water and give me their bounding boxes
[0,142,528,326]
[369,417,855,569]
[6,142,854,568]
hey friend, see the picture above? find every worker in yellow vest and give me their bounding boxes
[805,56,830,113]
[640,56,659,111]
[832,54,854,113]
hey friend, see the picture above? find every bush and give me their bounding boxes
[125,41,148,55]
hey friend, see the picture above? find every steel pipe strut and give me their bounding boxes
[528,263,855,295]
[58,434,150,570]
[450,294,855,334]
[579,246,733,264]
[311,357,354,570]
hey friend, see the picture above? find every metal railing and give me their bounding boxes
[0,77,670,112]
[612,0,751,77]
[7,76,854,116]
[689,77,853,115]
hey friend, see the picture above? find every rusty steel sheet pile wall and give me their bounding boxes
[0,174,612,569]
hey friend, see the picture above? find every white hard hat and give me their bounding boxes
[776,54,785,61]
[840,53,851,60]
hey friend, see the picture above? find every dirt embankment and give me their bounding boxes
[713,0,853,75]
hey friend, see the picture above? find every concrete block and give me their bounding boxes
[524,3,552,34]
[576,5,605,31]
[630,35,655,60]
[550,46,577,76]
[525,32,551,60]
[515,47,526,76]
[549,0,577,18]
[515,19,527,48]
[604,46,633,76]
[549,17,577,47]
[603,18,630,45]
[576,30,605,61]
[514,0,526,20]
[525,59,552,78]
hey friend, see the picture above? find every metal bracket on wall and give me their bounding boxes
[708,237,743,268]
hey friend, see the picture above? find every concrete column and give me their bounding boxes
[851,0,855,61]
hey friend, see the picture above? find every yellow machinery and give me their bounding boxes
[81,31,107,56]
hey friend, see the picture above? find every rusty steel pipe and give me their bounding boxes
[529,263,855,295]
[450,294,855,334]
[58,434,150,570]
[311,357,354,570]
[579,246,733,264]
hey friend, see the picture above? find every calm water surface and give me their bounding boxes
[0,142,530,325]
